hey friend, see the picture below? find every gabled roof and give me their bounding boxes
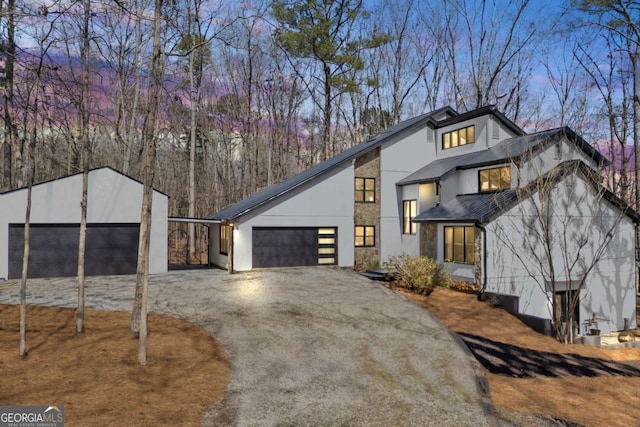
[434,105,524,135]
[207,105,462,221]
[414,160,640,224]
[398,127,608,186]
[0,166,169,197]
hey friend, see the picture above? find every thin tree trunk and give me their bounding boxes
[77,0,91,335]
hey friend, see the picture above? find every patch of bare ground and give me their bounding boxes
[0,304,230,427]
[400,287,640,427]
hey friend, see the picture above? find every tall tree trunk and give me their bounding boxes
[188,43,197,264]
[131,0,164,365]
[19,127,37,358]
[4,0,19,189]
[77,0,91,335]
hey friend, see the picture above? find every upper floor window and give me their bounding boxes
[443,125,475,149]
[355,177,375,203]
[355,226,375,247]
[444,226,475,264]
[403,200,417,235]
[479,166,510,192]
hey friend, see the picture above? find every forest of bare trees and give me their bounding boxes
[1,0,638,213]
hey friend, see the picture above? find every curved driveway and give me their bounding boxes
[0,267,494,426]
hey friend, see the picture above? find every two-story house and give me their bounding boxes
[206,105,638,335]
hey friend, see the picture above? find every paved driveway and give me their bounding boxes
[0,267,494,426]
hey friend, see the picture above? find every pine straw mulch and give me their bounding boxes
[0,304,230,427]
[399,285,640,427]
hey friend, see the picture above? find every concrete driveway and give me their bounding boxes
[0,267,494,426]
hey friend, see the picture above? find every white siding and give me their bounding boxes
[379,126,436,262]
[484,175,636,334]
[517,139,599,186]
[0,168,168,279]
[434,117,490,158]
[226,162,355,272]
[399,184,419,256]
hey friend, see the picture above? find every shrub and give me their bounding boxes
[389,254,450,295]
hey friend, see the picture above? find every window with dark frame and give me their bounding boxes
[444,226,475,264]
[220,224,231,255]
[355,177,375,203]
[354,226,375,247]
[442,125,475,149]
[402,200,417,235]
[479,166,510,192]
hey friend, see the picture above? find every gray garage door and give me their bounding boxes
[8,223,140,279]
[252,227,336,268]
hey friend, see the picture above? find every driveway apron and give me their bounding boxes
[0,267,493,426]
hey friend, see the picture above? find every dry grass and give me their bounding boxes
[0,304,230,427]
[402,288,640,427]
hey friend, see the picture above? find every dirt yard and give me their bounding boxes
[0,304,230,427]
[402,288,640,427]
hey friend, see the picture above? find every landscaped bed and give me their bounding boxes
[0,304,230,426]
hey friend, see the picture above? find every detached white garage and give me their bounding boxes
[0,167,168,280]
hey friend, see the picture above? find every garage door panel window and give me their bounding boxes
[444,226,475,264]
[355,226,375,247]
[318,228,336,265]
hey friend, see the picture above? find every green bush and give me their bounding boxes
[389,254,450,295]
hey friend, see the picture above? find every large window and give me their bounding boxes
[403,200,417,235]
[444,226,475,264]
[355,177,375,203]
[442,125,475,149]
[355,226,375,247]
[479,166,510,192]
[220,224,231,255]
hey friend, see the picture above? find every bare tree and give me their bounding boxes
[490,154,631,343]
[130,0,166,365]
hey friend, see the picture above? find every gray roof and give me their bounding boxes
[415,160,640,224]
[413,191,518,223]
[207,106,459,221]
[398,127,608,185]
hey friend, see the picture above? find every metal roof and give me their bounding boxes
[398,127,608,186]
[207,106,459,221]
[413,191,519,223]
[414,160,640,225]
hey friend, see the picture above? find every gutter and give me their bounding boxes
[475,222,488,300]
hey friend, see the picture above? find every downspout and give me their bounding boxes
[475,222,487,301]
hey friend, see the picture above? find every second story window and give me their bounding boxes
[479,166,510,192]
[403,200,417,235]
[443,125,475,149]
[355,177,375,203]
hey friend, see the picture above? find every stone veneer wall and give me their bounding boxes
[473,228,482,290]
[354,148,381,270]
[420,223,437,259]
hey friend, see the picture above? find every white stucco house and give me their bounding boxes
[207,105,638,336]
[0,166,168,279]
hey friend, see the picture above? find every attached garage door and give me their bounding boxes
[252,227,336,268]
[8,223,140,279]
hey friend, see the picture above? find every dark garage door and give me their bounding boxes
[8,223,140,279]
[252,227,336,268]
